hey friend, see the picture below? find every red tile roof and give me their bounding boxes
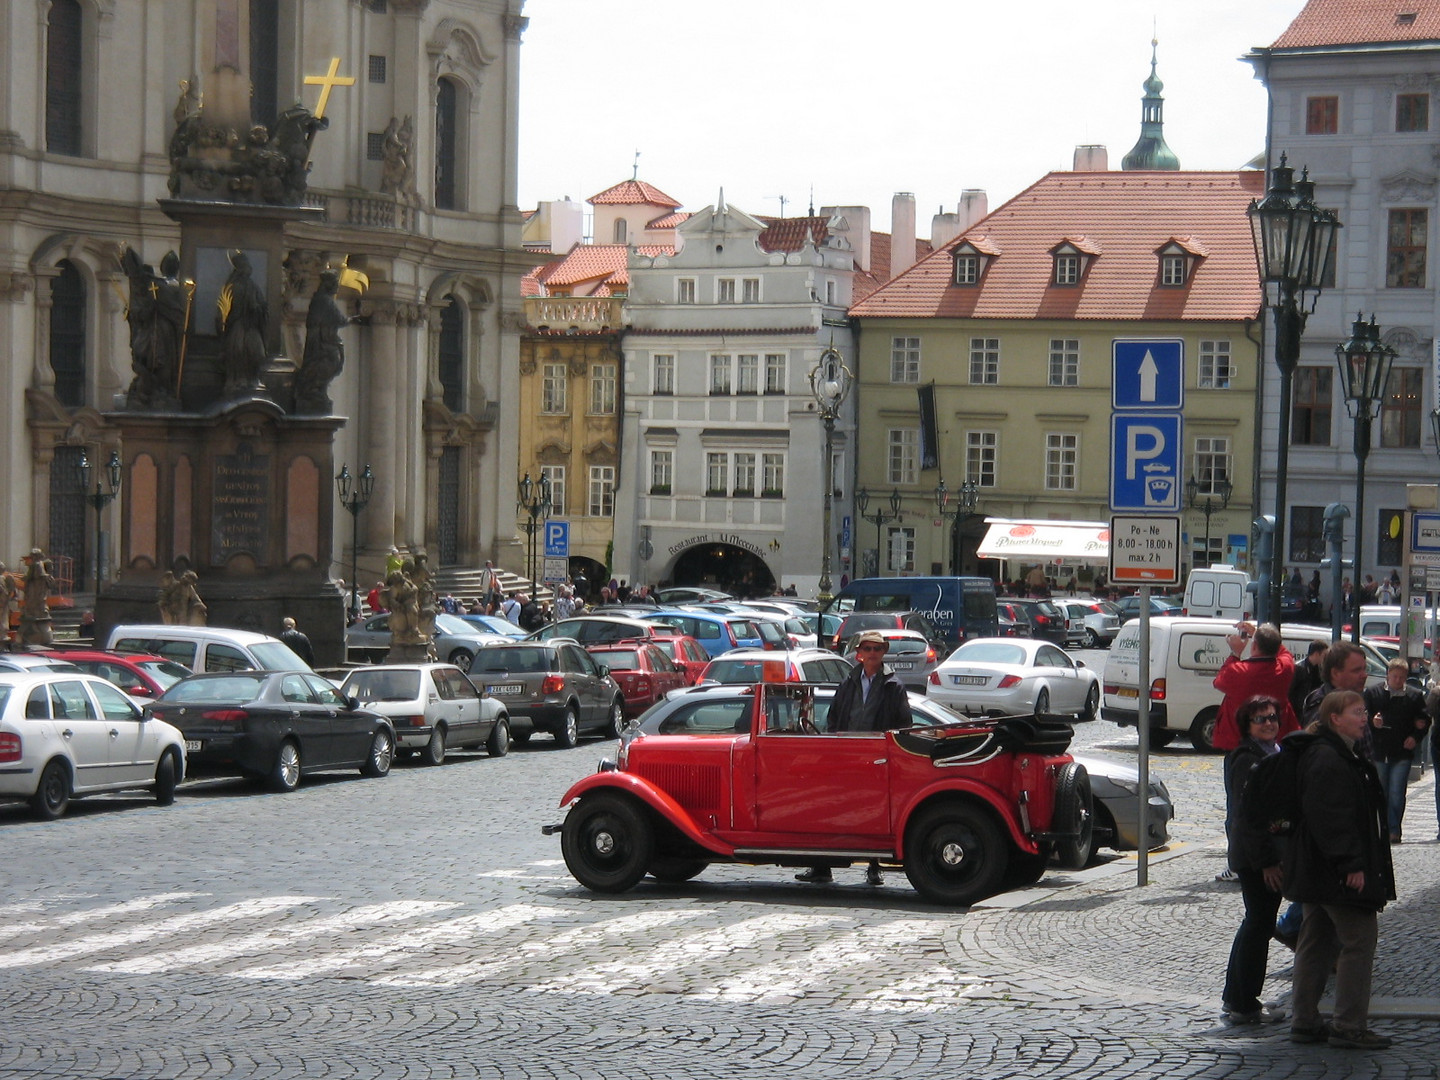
[756,215,831,253]
[851,171,1264,322]
[1271,0,1440,48]
[528,243,674,297]
[646,210,691,229]
[588,180,682,208]
[852,231,934,304]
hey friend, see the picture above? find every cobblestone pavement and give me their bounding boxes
[2,657,1436,1079]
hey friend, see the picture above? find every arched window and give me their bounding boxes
[434,78,460,210]
[438,296,464,411]
[46,0,83,156]
[250,0,280,130]
[50,260,87,407]
[614,218,627,244]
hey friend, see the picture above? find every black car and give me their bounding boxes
[147,671,395,791]
[1007,598,1069,645]
[469,641,625,748]
[1114,594,1184,623]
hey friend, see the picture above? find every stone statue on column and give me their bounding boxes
[19,549,55,647]
[294,268,353,414]
[217,250,269,396]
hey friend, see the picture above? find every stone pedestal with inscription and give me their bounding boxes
[93,398,347,664]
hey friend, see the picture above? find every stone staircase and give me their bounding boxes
[429,565,553,606]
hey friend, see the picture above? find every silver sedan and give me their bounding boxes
[345,613,511,671]
[926,637,1100,721]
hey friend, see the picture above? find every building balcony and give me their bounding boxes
[304,189,417,232]
[525,296,626,333]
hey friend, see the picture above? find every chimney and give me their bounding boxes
[1073,145,1109,171]
[891,192,916,280]
[823,204,871,272]
[958,189,989,230]
[931,208,962,249]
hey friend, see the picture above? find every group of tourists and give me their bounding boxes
[1212,621,1435,1050]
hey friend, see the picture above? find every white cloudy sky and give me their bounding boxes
[517,0,1306,233]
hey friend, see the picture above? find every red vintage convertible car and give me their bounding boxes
[545,680,1092,906]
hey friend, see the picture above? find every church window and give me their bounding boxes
[250,0,280,129]
[438,297,464,411]
[45,0,83,156]
[50,260,87,407]
[435,77,463,210]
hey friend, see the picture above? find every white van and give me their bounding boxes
[1100,617,1386,751]
[105,625,312,674]
[1182,565,1252,621]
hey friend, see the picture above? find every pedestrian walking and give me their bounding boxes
[795,630,909,888]
[1302,640,1369,726]
[1220,695,1288,1025]
[1284,691,1396,1049]
[278,616,315,667]
[1362,658,1429,843]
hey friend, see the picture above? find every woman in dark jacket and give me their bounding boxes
[1283,691,1396,1049]
[1220,696,1287,1024]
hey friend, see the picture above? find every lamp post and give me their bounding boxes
[517,471,552,596]
[1184,475,1233,571]
[809,347,851,601]
[934,479,978,575]
[336,463,375,622]
[856,487,903,577]
[78,449,122,598]
[1247,154,1341,626]
[1337,313,1395,643]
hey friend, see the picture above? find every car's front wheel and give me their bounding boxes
[154,751,178,806]
[487,716,510,757]
[561,792,655,893]
[268,740,302,792]
[362,729,394,777]
[30,759,71,820]
[903,803,1006,906]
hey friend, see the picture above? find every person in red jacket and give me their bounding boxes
[1213,622,1300,752]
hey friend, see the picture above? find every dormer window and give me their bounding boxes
[950,237,1000,287]
[1156,237,1207,287]
[1048,238,1100,287]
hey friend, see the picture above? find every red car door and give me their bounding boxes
[749,685,891,840]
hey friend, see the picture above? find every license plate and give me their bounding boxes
[487,684,524,696]
[950,675,987,686]
[1116,687,1139,699]
[891,661,914,670]
[184,739,202,752]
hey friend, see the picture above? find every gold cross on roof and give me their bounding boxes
[303,57,355,120]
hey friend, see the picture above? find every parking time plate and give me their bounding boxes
[950,675,987,686]
[184,740,202,752]
[487,684,524,696]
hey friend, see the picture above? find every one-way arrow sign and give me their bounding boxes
[1113,339,1183,411]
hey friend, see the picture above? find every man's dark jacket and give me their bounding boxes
[1362,683,1430,761]
[829,664,910,732]
[1282,728,1395,910]
[1224,738,1282,873]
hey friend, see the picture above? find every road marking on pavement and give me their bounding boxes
[85,900,459,976]
[0,892,203,940]
[0,895,323,969]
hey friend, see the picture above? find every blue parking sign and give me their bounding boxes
[1110,414,1183,512]
[544,520,569,558]
[1113,339,1184,410]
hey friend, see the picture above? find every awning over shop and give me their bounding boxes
[976,518,1110,564]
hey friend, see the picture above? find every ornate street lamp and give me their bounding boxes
[809,347,851,601]
[856,487,903,577]
[336,463,375,622]
[1247,154,1341,625]
[78,449,123,598]
[1336,313,1396,643]
[934,478,978,575]
[517,471,553,596]
[1184,474,1233,571]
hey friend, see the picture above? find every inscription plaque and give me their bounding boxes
[211,443,269,564]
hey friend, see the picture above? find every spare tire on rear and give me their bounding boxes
[1052,761,1095,870]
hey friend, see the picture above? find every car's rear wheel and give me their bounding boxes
[512,729,531,745]
[362,729,394,777]
[903,803,1006,906]
[30,759,71,820]
[487,716,511,757]
[1081,683,1099,722]
[425,725,446,766]
[1052,762,1095,870]
[603,697,624,739]
[269,740,301,792]
[1149,727,1178,748]
[154,751,178,806]
[1033,689,1051,719]
[1085,628,1101,648]
[448,649,473,673]
[561,792,654,893]
[1190,707,1220,753]
[554,706,579,749]
[648,857,708,883]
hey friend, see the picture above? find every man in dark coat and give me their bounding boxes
[796,630,909,887]
[1283,690,1396,1049]
[1362,658,1430,842]
[278,617,315,667]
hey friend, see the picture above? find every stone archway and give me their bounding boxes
[668,542,776,600]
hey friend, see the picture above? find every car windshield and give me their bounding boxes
[161,674,267,703]
[135,660,191,690]
[594,648,641,670]
[250,642,309,670]
[951,642,1026,665]
[472,648,551,674]
[344,669,421,702]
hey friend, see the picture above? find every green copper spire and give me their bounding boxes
[1121,38,1181,171]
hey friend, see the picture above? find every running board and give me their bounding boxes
[734,847,894,860]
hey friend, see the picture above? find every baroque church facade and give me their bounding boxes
[0,0,530,592]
